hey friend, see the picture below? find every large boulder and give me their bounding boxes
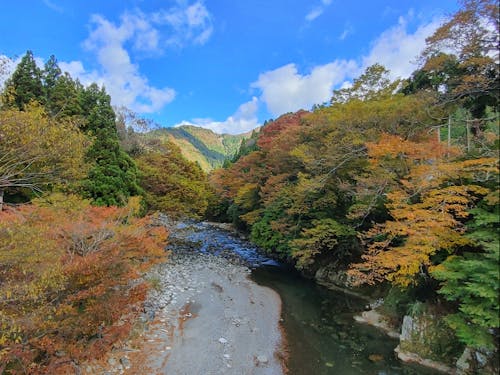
[396,312,461,373]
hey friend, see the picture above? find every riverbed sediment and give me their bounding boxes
[83,219,285,375]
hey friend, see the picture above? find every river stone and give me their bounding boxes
[456,347,472,374]
[107,357,117,366]
[400,315,415,342]
[256,354,268,365]
[120,357,131,369]
[218,337,228,344]
[474,350,488,367]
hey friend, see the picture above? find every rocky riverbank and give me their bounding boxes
[83,219,285,375]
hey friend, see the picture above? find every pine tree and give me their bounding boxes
[2,50,44,110]
[42,55,62,115]
[80,84,142,206]
[48,73,84,118]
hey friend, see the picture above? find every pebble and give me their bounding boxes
[119,357,131,369]
[256,355,268,364]
[218,337,228,344]
[107,358,117,366]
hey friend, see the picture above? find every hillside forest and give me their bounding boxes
[0,0,498,373]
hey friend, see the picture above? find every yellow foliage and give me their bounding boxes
[0,104,90,193]
[349,134,497,287]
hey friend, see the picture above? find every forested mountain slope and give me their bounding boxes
[149,125,255,171]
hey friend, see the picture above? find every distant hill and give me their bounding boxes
[148,125,257,171]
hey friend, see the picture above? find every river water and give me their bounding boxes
[169,220,440,375]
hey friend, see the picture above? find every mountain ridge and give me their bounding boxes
[149,125,257,171]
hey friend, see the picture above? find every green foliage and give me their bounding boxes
[331,64,400,104]
[230,129,260,163]
[135,141,216,218]
[0,104,89,199]
[42,55,62,114]
[250,215,291,258]
[250,196,293,258]
[45,72,83,118]
[432,201,500,349]
[1,53,142,207]
[80,85,142,206]
[83,128,142,206]
[151,125,252,172]
[419,0,499,117]
[1,50,44,110]
[291,219,357,270]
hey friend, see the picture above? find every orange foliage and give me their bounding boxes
[0,195,167,374]
[349,134,497,286]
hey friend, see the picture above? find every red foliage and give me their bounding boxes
[0,197,168,374]
[257,110,308,152]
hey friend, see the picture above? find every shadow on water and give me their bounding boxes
[252,266,441,375]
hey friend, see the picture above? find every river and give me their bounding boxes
[167,220,441,375]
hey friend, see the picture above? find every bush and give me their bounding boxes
[0,194,167,374]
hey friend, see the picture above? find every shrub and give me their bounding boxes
[0,194,167,374]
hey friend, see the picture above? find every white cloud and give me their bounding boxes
[42,0,63,13]
[53,2,212,114]
[339,23,354,40]
[60,12,175,113]
[253,14,442,117]
[251,61,358,116]
[305,0,333,22]
[54,2,213,114]
[174,97,260,135]
[152,0,213,47]
[362,15,443,80]
[305,8,324,22]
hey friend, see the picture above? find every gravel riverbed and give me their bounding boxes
[83,219,285,375]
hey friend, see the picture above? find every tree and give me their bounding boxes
[79,84,142,206]
[420,0,499,116]
[349,134,497,286]
[331,64,400,104]
[291,218,357,270]
[135,141,215,218]
[0,104,89,209]
[46,73,84,118]
[432,194,499,349]
[0,194,167,373]
[42,55,62,106]
[1,50,44,110]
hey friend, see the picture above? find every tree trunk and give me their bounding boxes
[0,189,3,211]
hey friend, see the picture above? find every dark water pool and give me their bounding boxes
[252,266,441,375]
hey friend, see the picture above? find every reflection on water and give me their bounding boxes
[252,267,441,375]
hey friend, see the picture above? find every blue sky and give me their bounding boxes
[0,0,459,134]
